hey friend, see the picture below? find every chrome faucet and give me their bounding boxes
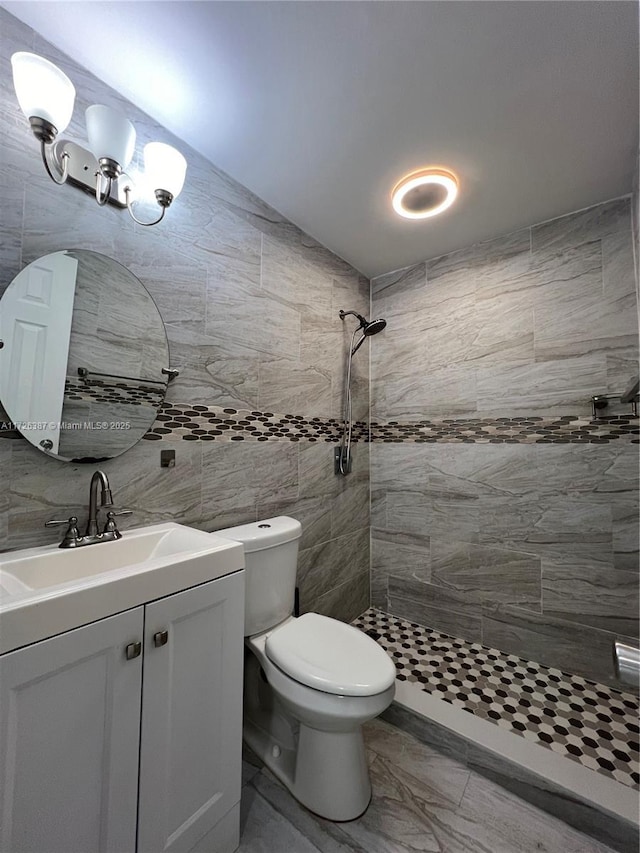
[86,470,114,537]
[45,470,132,548]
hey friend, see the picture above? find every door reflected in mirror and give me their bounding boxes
[0,249,170,461]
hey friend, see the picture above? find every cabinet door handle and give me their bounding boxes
[125,641,142,660]
[153,630,169,647]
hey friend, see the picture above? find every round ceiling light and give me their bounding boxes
[391,167,459,219]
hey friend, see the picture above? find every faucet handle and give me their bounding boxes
[103,509,133,538]
[45,516,81,548]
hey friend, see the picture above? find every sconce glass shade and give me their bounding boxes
[11,52,75,133]
[144,142,187,198]
[86,104,136,168]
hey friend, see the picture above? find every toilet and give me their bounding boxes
[216,516,396,821]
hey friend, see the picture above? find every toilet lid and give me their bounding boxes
[265,613,396,696]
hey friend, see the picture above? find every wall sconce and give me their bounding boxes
[11,52,187,227]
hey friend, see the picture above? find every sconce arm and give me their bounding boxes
[94,172,113,206]
[40,139,69,185]
[124,186,168,227]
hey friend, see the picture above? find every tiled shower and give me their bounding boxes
[370,198,638,690]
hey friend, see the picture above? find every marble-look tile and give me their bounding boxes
[386,490,480,542]
[480,603,634,689]
[297,528,369,605]
[128,261,208,336]
[21,179,125,263]
[467,290,534,365]
[450,443,541,497]
[465,743,639,853]
[298,441,367,500]
[0,162,24,294]
[371,262,426,303]
[532,243,637,357]
[375,363,478,420]
[239,787,321,853]
[258,359,332,417]
[310,570,369,624]
[261,234,333,325]
[381,702,470,763]
[331,271,370,321]
[472,247,534,303]
[606,344,640,399]
[476,354,608,416]
[370,491,388,530]
[6,443,105,551]
[389,574,484,626]
[363,719,470,806]
[612,497,640,572]
[164,328,260,409]
[535,444,638,496]
[370,566,388,611]
[478,494,615,572]
[430,539,541,610]
[205,280,300,361]
[331,483,369,539]
[531,198,632,253]
[255,495,332,551]
[102,441,204,528]
[370,444,442,492]
[426,228,531,285]
[7,439,203,550]
[201,442,298,525]
[387,592,483,643]
[0,7,35,64]
[371,529,431,585]
[447,771,614,853]
[602,214,637,301]
[542,564,639,636]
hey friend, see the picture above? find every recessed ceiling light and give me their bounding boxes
[391,167,459,219]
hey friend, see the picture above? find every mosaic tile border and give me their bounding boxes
[353,608,640,791]
[1,401,637,445]
[143,403,368,443]
[143,408,638,444]
[371,415,639,444]
[65,378,164,408]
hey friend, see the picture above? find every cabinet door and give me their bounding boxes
[137,571,245,853]
[0,607,144,853]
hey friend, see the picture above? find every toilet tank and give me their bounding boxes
[216,516,302,636]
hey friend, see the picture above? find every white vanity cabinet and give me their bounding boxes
[0,570,245,853]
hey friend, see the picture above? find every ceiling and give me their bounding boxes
[3,1,639,278]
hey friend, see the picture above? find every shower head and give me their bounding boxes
[362,317,387,336]
[339,310,387,355]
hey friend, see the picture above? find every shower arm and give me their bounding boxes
[338,310,366,328]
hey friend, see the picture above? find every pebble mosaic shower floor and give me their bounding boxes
[353,608,640,791]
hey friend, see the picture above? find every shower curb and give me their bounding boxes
[382,700,639,853]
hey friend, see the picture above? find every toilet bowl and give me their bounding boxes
[216,517,396,821]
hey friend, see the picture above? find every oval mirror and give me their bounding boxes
[0,249,169,462]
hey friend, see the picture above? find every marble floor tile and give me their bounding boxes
[239,786,322,853]
[241,716,617,853]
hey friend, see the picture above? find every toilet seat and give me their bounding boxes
[265,613,396,697]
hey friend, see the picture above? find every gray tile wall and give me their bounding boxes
[0,9,370,622]
[371,199,640,687]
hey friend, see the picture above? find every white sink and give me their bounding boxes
[0,523,245,655]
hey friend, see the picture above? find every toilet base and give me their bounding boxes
[244,717,372,822]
